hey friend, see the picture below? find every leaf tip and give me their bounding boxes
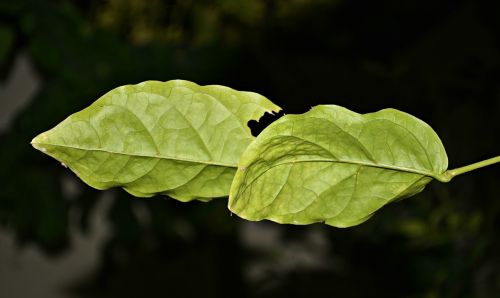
[31,132,49,153]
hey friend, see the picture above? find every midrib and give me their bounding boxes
[241,158,440,179]
[32,142,239,168]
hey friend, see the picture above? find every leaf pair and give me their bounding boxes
[32,80,496,227]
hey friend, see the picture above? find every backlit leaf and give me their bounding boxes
[229,105,448,227]
[32,80,281,202]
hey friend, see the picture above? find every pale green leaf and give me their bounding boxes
[32,80,281,202]
[228,105,448,227]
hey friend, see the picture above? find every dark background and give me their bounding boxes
[1,0,499,297]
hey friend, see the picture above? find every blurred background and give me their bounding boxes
[0,0,499,297]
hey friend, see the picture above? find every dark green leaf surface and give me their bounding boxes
[32,80,281,201]
[229,105,448,227]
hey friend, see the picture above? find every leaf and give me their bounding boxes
[32,80,281,202]
[228,105,448,227]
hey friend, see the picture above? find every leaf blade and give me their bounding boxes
[229,105,447,227]
[32,80,281,201]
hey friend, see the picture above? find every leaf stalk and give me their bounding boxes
[437,156,500,182]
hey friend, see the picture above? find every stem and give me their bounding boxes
[436,156,500,182]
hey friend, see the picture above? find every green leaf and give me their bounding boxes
[32,80,281,202]
[228,105,448,227]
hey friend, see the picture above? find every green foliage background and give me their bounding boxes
[0,0,499,297]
